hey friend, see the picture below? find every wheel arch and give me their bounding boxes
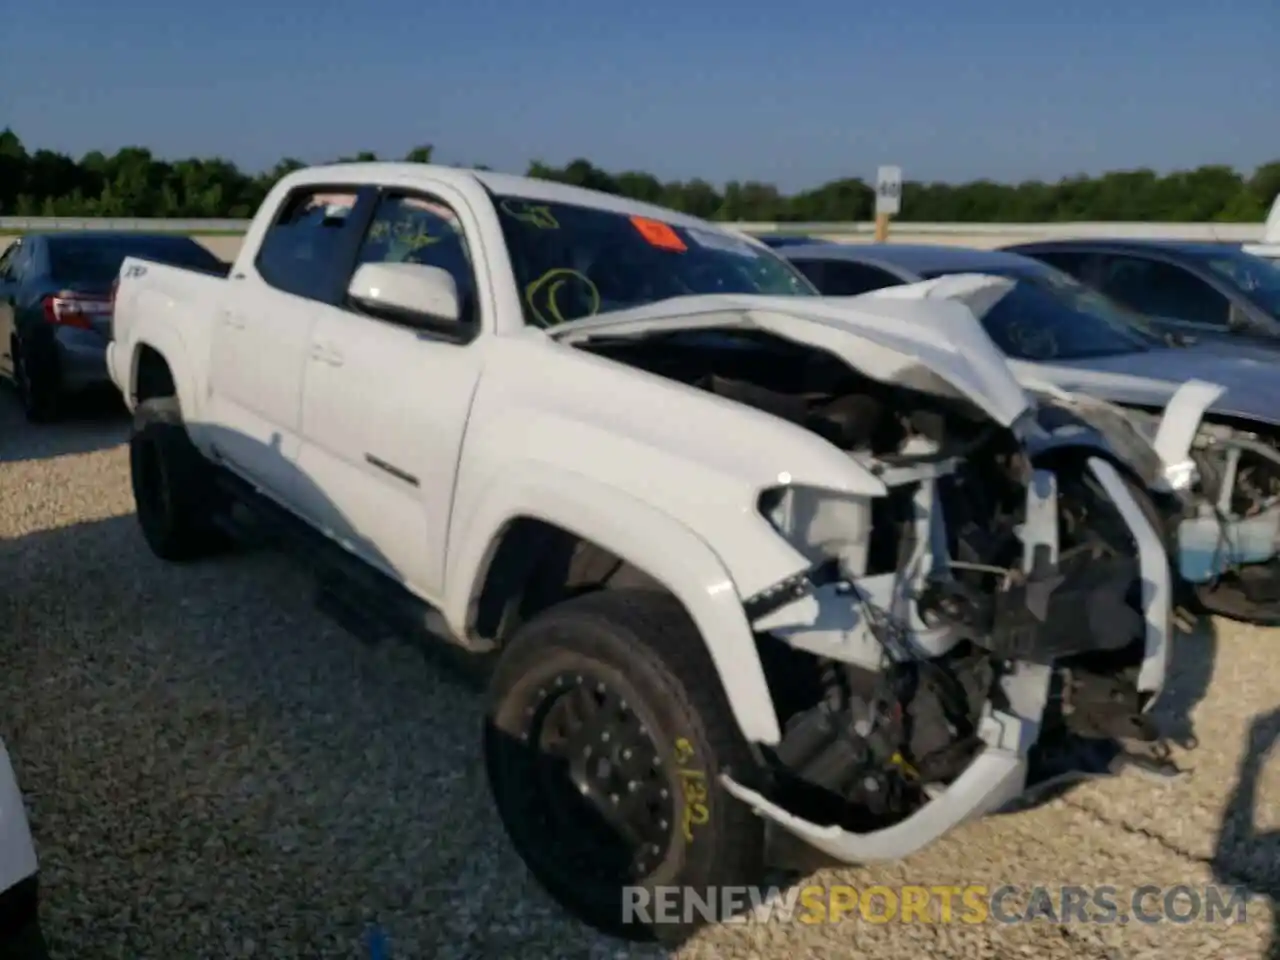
[444,470,784,746]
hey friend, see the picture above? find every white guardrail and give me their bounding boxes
[0,216,1267,242]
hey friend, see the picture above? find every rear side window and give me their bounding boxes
[48,236,223,285]
[811,260,902,296]
[1024,249,1091,280]
[255,189,362,302]
[789,258,826,288]
[0,242,27,282]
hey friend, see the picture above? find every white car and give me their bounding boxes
[108,163,1181,943]
[0,738,46,958]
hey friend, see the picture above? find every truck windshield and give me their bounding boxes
[491,194,816,328]
[919,264,1164,361]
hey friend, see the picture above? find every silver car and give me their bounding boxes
[783,242,1280,623]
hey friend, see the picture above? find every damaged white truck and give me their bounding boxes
[108,164,1186,942]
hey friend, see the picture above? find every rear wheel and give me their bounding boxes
[483,589,766,944]
[130,397,229,561]
[11,336,58,423]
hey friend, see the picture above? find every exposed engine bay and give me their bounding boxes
[578,328,1180,852]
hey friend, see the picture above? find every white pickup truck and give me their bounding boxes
[108,163,1180,942]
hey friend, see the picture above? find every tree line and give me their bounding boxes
[2,128,1277,224]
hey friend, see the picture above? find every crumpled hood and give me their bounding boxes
[547,290,1033,428]
[1017,346,1280,427]
[878,271,1277,429]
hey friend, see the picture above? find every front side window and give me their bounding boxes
[491,195,815,328]
[351,193,478,324]
[1095,255,1231,326]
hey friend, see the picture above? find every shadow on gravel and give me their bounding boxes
[0,387,128,464]
[0,415,677,958]
[1212,705,1280,960]
[0,512,672,960]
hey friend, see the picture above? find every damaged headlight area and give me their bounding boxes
[729,431,1177,861]
[573,326,1179,861]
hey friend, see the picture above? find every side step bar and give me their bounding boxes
[211,471,495,687]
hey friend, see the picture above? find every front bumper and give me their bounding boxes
[722,457,1172,864]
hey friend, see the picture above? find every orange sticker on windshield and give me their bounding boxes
[630,216,687,252]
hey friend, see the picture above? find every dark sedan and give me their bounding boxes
[1002,238,1280,349]
[0,232,228,422]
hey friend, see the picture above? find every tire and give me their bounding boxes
[11,336,59,424]
[129,397,229,561]
[0,878,50,960]
[483,588,767,945]
[0,915,50,960]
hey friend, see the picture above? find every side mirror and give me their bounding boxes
[347,262,461,328]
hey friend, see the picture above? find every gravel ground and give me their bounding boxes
[1,390,1278,959]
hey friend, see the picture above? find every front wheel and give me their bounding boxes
[483,589,767,944]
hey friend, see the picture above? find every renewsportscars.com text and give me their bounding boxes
[622,883,1254,926]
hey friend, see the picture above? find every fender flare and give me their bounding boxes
[123,326,200,425]
[444,465,784,745]
[1027,443,1173,701]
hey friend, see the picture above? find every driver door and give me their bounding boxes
[296,185,485,599]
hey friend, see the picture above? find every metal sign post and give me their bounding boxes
[875,165,902,242]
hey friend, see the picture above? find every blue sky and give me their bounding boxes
[3,0,1277,191]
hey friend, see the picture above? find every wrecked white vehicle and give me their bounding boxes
[108,164,1178,943]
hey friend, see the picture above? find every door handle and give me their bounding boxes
[221,311,246,329]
